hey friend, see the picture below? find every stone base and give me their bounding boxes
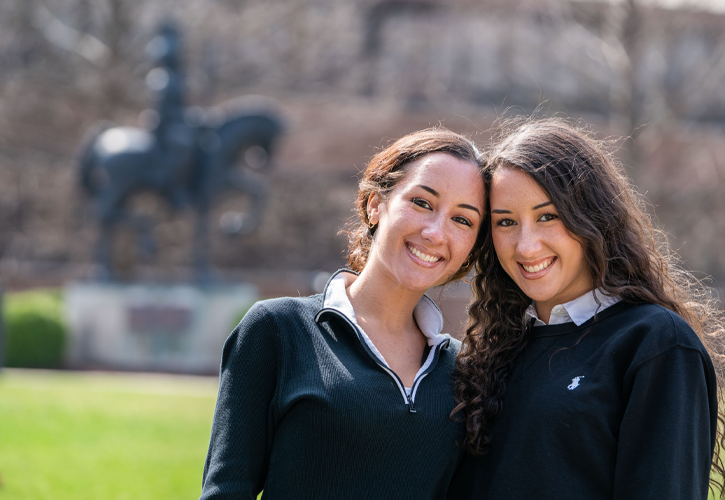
[64,282,258,374]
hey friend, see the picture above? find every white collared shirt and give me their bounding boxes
[525,289,622,327]
[324,271,449,393]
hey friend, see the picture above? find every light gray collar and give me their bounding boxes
[526,288,622,327]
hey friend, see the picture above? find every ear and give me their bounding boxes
[367,192,382,225]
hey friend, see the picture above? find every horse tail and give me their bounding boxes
[77,121,113,195]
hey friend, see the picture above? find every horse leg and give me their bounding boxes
[122,213,156,262]
[225,168,269,235]
[94,185,127,280]
[95,219,115,281]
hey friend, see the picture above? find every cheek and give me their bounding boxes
[384,211,412,235]
[491,232,516,275]
[455,231,479,260]
[491,231,512,259]
[573,245,590,279]
[560,232,586,266]
[560,233,591,282]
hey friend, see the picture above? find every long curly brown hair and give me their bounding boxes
[452,116,725,493]
[343,127,487,283]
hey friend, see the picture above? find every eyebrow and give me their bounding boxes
[533,201,553,210]
[419,185,481,215]
[459,203,481,215]
[420,185,439,197]
[491,201,553,215]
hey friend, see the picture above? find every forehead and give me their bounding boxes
[398,152,484,200]
[490,166,549,206]
[401,152,479,183]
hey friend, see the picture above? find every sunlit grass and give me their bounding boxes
[0,369,218,500]
[4,368,716,499]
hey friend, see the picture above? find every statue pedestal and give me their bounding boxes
[64,282,258,374]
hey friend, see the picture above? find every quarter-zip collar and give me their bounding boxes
[315,269,452,412]
[318,269,449,346]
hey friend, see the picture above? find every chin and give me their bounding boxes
[407,280,438,292]
[400,272,442,292]
[520,286,552,303]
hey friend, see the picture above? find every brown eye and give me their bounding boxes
[453,216,472,227]
[412,198,432,210]
[496,219,515,227]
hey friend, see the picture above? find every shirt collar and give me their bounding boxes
[525,289,622,327]
[320,269,447,346]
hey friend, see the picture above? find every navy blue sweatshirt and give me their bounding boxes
[449,302,717,499]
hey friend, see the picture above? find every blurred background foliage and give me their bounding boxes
[0,0,724,296]
[3,289,65,368]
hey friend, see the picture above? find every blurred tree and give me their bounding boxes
[0,0,724,289]
[550,1,725,172]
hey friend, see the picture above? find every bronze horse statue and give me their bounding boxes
[78,99,284,281]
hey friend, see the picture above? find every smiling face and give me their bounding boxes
[365,152,484,292]
[489,166,592,322]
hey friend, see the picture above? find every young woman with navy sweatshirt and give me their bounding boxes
[200,128,488,500]
[449,118,725,499]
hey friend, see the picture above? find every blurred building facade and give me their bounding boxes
[1,0,725,316]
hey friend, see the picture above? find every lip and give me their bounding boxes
[518,256,556,279]
[405,241,444,268]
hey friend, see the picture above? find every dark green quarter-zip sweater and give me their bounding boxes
[200,272,465,500]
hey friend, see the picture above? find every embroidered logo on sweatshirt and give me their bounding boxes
[567,376,585,390]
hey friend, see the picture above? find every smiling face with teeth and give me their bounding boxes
[490,166,593,323]
[365,152,485,293]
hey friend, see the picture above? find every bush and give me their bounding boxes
[230,303,254,332]
[3,289,66,368]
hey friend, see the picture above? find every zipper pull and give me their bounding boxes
[406,393,416,413]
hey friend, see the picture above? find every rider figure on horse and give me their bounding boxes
[145,22,195,207]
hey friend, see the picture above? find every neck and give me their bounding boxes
[535,304,552,325]
[346,267,425,337]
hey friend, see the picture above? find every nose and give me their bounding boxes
[516,223,543,259]
[420,214,447,245]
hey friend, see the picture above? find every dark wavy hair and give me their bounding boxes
[343,127,486,283]
[452,116,725,493]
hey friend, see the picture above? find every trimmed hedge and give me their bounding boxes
[3,289,66,368]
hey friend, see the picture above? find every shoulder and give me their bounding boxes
[225,294,323,351]
[610,303,699,345]
[245,295,323,324]
[603,302,708,365]
[605,304,717,406]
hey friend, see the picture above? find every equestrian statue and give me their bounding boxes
[77,22,283,281]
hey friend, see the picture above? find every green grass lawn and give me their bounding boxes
[0,369,219,500]
[1,368,718,499]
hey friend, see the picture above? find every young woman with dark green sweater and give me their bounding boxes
[200,128,487,500]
